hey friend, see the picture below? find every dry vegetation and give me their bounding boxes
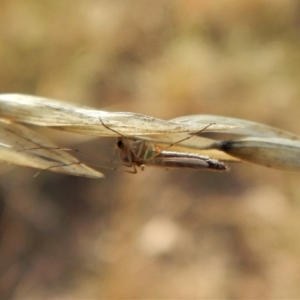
[1,0,300,298]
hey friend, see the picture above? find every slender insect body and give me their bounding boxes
[117,138,227,172]
[98,117,227,173]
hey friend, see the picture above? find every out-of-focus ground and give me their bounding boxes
[1,0,300,299]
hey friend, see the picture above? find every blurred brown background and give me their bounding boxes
[1,0,300,298]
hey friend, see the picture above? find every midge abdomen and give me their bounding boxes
[144,151,228,171]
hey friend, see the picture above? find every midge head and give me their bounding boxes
[99,117,228,173]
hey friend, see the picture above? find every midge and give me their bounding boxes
[100,118,228,173]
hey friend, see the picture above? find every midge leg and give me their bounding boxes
[156,123,216,153]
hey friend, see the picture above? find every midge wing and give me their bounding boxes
[0,119,104,178]
[0,94,238,137]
